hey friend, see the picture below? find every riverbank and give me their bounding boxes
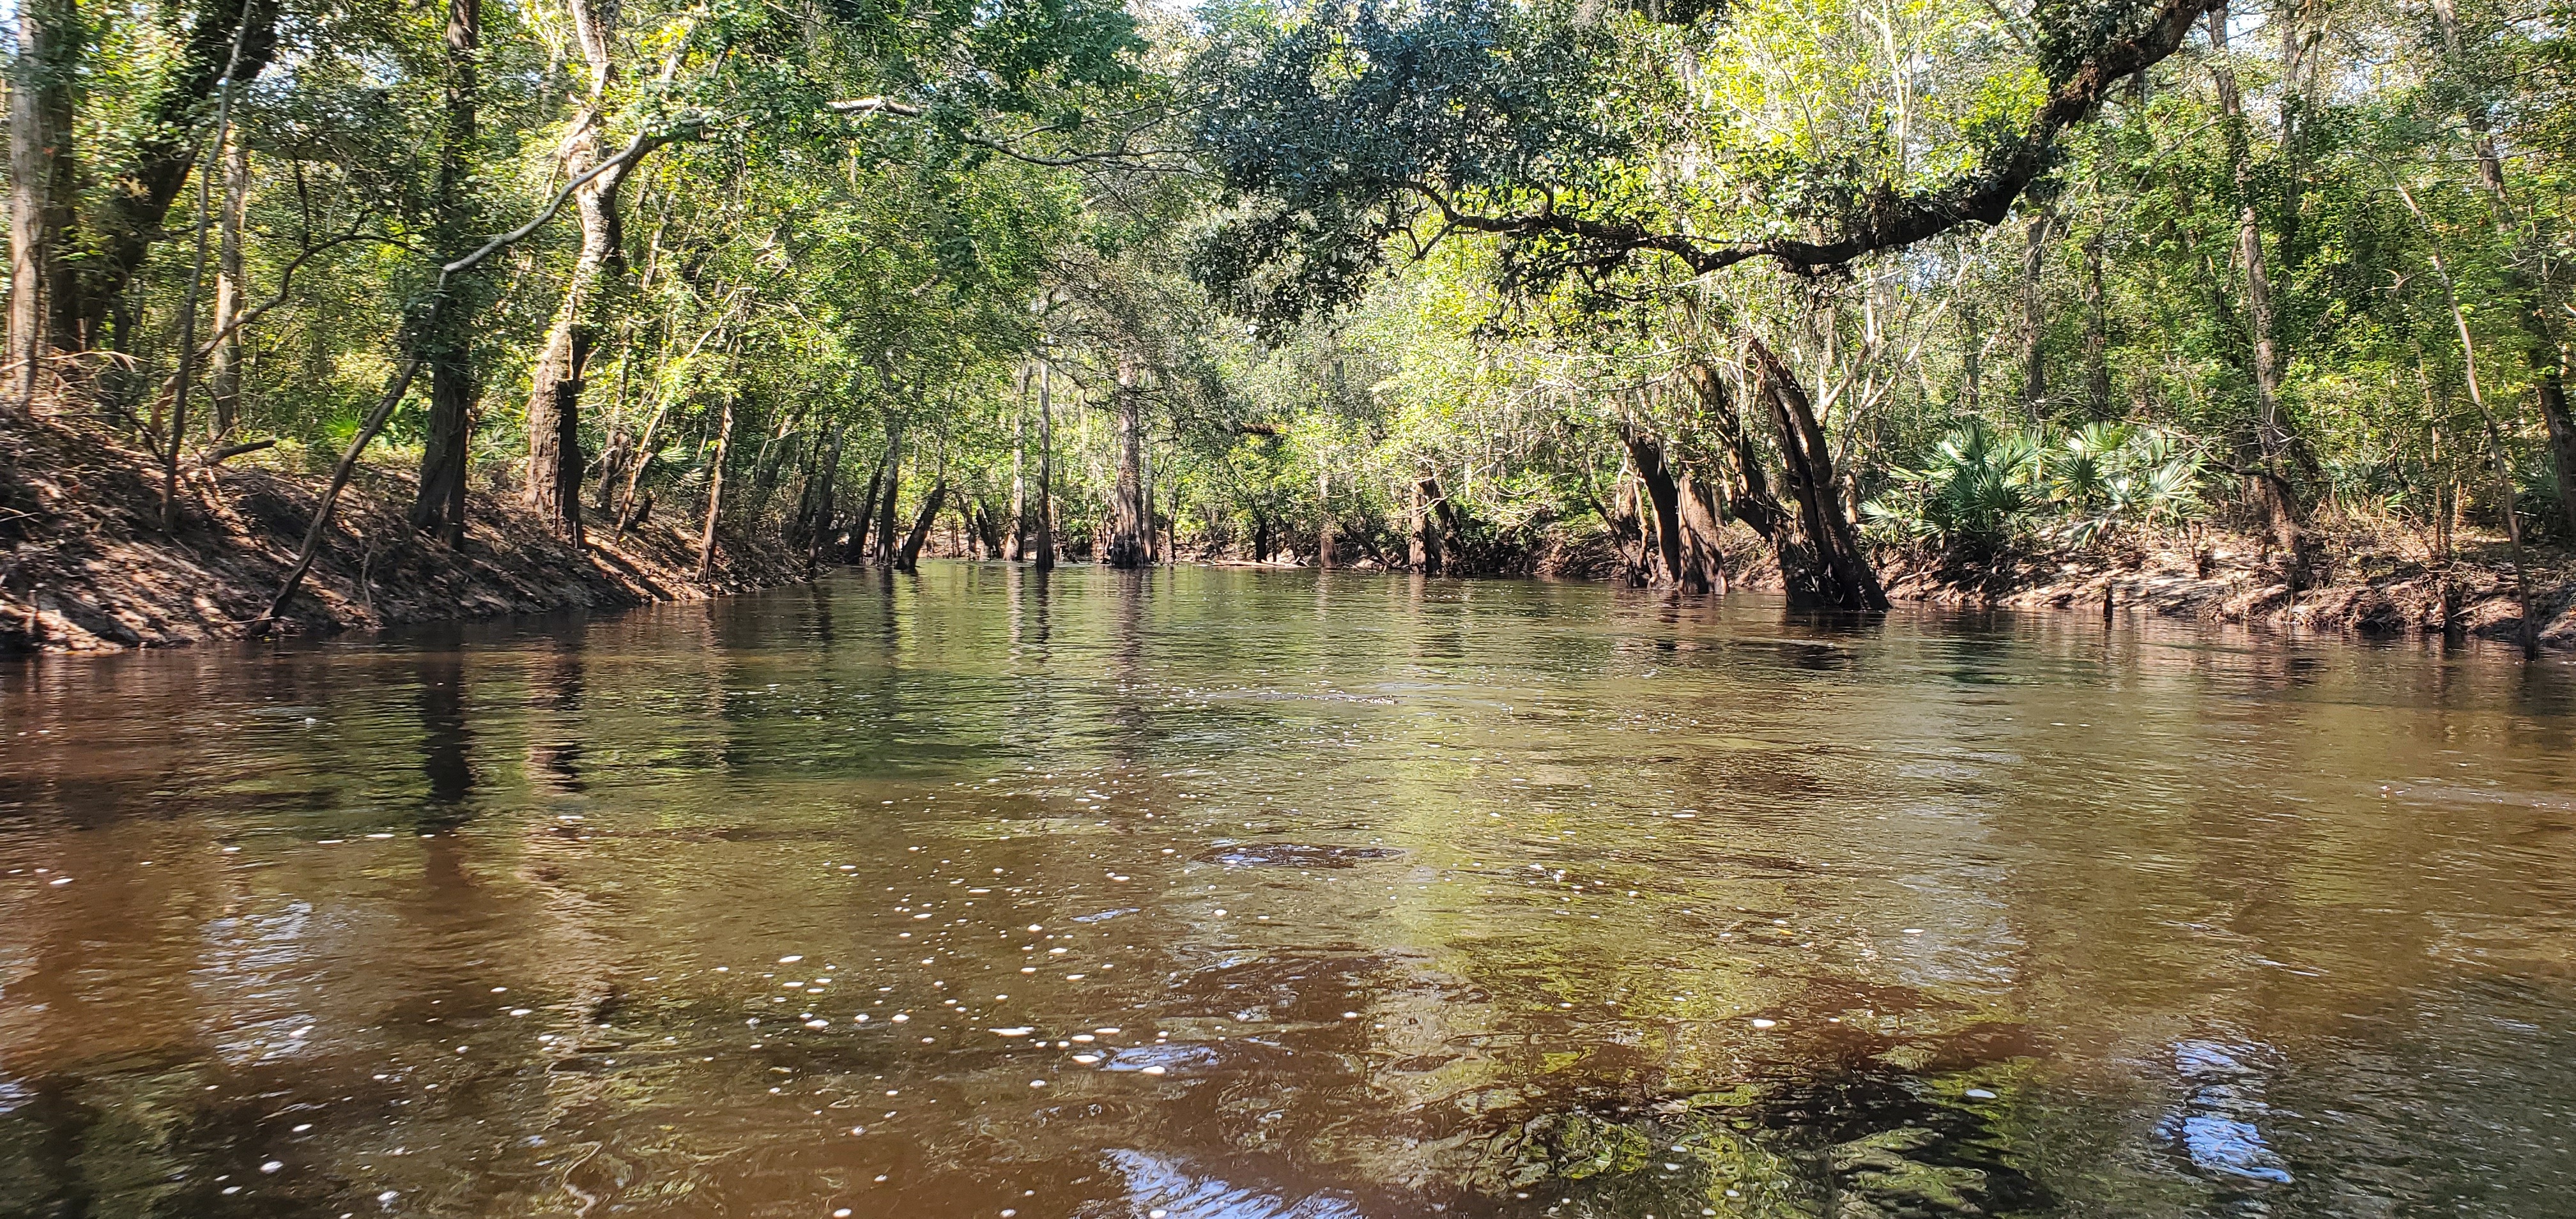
[14,409,2572,655]
[1879,528,2576,650]
[1,413,804,654]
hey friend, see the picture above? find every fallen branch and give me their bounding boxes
[201,437,276,466]
[251,359,420,630]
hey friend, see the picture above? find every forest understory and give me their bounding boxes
[0,412,802,654]
[10,410,2567,656]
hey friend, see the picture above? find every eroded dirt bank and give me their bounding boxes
[1880,533,2576,650]
[12,410,2571,655]
[3,413,804,653]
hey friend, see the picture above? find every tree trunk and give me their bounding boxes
[56,0,282,354]
[257,360,424,627]
[410,0,482,545]
[1316,471,1333,569]
[1675,470,1728,594]
[1409,475,1446,576]
[792,422,845,563]
[1747,336,1887,610]
[524,0,641,546]
[896,481,947,572]
[747,413,797,519]
[1035,362,1056,571]
[2405,185,2539,657]
[1683,362,1791,542]
[1621,423,1685,588]
[976,496,1005,557]
[1103,351,1151,567]
[1609,469,1650,585]
[161,2,263,531]
[2211,4,2303,558]
[845,459,885,565]
[6,0,76,408]
[614,399,671,535]
[2020,206,2055,420]
[870,424,904,566]
[208,139,250,438]
[1009,371,1027,560]
[1958,297,1980,415]
[695,392,735,581]
[2082,226,2112,420]
[2431,0,2576,537]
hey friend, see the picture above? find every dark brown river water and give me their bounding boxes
[4,564,2573,1218]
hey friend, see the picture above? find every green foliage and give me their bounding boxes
[1865,420,2206,549]
[28,0,2576,583]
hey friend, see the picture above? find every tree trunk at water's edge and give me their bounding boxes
[846,457,885,564]
[1103,353,1151,567]
[1621,423,1686,588]
[1745,336,1886,610]
[1035,362,1056,571]
[897,482,947,572]
[696,393,735,581]
[1409,475,1446,576]
[1675,471,1728,594]
[1316,471,1333,569]
[870,424,903,567]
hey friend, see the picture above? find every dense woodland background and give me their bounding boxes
[3,0,2573,645]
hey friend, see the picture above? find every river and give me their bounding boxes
[3,564,2572,1217]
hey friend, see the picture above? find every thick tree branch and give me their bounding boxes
[1397,0,2221,277]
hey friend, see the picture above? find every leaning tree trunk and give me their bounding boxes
[896,482,947,573]
[1103,352,1152,567]
[979,497,1006,558]
[845,461,884,565]
[1621,422,1686,588]
[1683,360,1794,540]
[57,0,282,355]
[1745,337,1888,610]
